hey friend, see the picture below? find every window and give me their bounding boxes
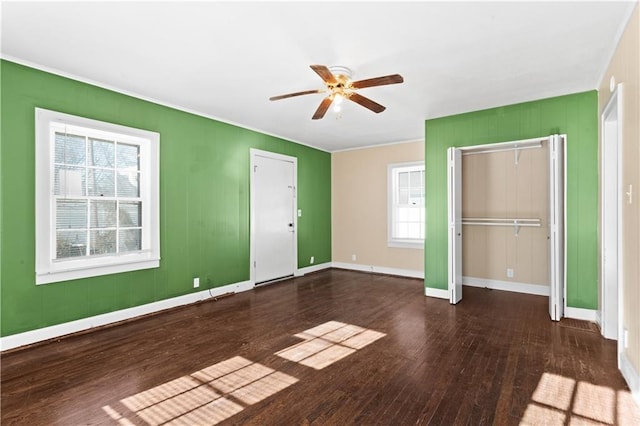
[388,162,425,248]
[35,108,160,284]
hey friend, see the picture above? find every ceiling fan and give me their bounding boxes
[269,65,404,120]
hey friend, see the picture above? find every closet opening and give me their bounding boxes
[448,135,566,321]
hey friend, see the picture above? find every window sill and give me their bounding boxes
[388,240,424,250]
[36,258,160,285]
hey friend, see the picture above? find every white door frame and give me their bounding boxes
[447,136,566,319]
[600,83,623,347]
[249,148,298,285]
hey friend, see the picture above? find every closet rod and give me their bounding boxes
[461,218,541,236]
[461,142,542,156]
[461,217,539,223]
[462,221,540,227]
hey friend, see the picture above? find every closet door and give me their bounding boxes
[548,135,565,321]
[448,147,463,304]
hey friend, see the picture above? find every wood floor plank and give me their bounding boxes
[2,269,638,425]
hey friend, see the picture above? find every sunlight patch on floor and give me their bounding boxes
[521,371,639,425]
[572,382,615,424]
[102,356,297,425]
[101,321,385,424]
[276,321,386,370]
[531,372,575,411]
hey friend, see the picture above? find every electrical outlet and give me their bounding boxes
[310,256,315,264]
[506,268,514,278]
[624,328,629,349]
[352,254,357,261]
[298,209,303,217]
[193,277,200,288]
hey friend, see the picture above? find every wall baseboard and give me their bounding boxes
[564,307,598,322]
[295,262,332,276]
[463,276,549,296]
[425,287,449,299]
[1,263,411,352]
[0,280,253,352]
[332,262,423,279]
[620,351,640,405]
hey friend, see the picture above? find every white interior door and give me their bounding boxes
[448,147,463,304]
[601,84,622,341]
[548,135,565,321]
[251,150,296,284]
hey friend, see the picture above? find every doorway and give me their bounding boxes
[250,149,297,284]
[600,84,623,343]
[448,135,566,321]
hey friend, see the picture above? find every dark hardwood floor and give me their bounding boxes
[2,269,639,425]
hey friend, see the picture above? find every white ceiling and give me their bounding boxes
[1,1,636,152]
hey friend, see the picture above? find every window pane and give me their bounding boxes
[398,222,421,239]
[119,202,142,227]
[119,229,142,252]
[55,133,85,165]
[399,188,409,204]
[90,230,116,255]
[398,171,408,188]
[408,208,420,222]
[407,223,421,239]
[56,230,87,258]
[398,223,410,239]
[87,169,115,197]
[55,166,86,196]
[88,138,115,168]
[117,143,140,170]
[90,200,117,228]
[117,172,140,198]
[410,171,422,189]
[398,207,410,222]
[56,200,87,229]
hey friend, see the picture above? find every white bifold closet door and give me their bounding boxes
[548,135,565,321]
[447,135,565,321]
[448,147,463,304]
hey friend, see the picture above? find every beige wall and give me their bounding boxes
[598,5,640,375]
[332,141,424,273]
[462,145,549,287]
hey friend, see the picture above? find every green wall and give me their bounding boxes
[425,91,598,309]
[0,60,331,336]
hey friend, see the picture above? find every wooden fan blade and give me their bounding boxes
[348,92,386,114]
[312,96,333,120]
[310,65,337,85]
[270,89,323,101]
[350,74,404,89]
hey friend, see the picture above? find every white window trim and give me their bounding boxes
[387,161,425,249]
[35,108,160,284]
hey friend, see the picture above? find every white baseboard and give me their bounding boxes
[425,287,449,299]
[295,262,332,277]
[620,351,640,405]
[332,262,423,279]
[564,306,598,322]
[0,280,253,352]
[463,276,549,296]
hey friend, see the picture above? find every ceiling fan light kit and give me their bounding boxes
[270,64,404,120]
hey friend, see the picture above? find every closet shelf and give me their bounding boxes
[461,217,541,236]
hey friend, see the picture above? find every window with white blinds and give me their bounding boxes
[35,108,160,284]
[388,162,425,248]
